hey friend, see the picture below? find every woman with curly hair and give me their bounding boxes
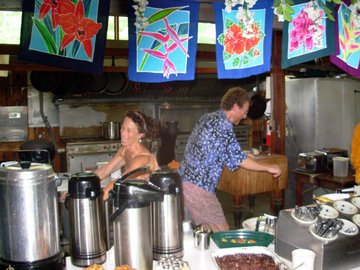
[96,110,160,199]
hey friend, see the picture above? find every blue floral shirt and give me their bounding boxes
[178,109,247,193]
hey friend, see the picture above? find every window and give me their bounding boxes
[0,13,215,44]
[0,11,22,44]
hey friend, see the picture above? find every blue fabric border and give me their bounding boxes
[128,0,199,82]
[281,0,336,69]
[213,0,274,79]
[18,0,110,74]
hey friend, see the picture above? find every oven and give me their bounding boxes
[65,140,121,174]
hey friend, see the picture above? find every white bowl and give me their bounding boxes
[351,197,360,209]
[333,200,358,215]
[242,217,265,232]
[319,205,339,219]
[338,218,359,236]
[353,214,360,227]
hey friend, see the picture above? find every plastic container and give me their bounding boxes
[333,157,349,177]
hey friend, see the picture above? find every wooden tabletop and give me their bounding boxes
[292,169,356,205]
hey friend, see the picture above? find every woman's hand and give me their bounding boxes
[102,181,115,201]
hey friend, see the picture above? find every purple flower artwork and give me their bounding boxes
[128,0,199,83]
[330,1,360,79]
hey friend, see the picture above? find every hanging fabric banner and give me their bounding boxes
[212,0,274,79]
[128,0,199,83]
[330,1,360,79]
[18,0,110,74]
[281,0,336,69]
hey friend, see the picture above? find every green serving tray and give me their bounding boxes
[211,230,274,248]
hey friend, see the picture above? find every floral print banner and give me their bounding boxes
[281,0,336,69]
[19,0,110,73]
[212,0,274,79]
[330,1,360,79]
[128,0,199,83]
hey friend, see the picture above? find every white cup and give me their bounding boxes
[333,157,349,177]
[292,249,316,270]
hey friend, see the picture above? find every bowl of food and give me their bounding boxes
[211,230,274,249]
[333,200,358,216]
[212,246,290,270]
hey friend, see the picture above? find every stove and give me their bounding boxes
[65,140,121,174]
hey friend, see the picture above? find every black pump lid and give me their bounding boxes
[68,172,101,199]
[150,169,182,195]
[112,180,164,208]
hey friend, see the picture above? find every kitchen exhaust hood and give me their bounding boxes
[52,72,267,104]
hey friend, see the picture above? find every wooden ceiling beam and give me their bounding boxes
[0,43,217,72]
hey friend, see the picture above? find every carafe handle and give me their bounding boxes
[109,202,128,222]
[114,166,150,184]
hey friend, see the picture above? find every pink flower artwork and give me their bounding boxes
[288,2,326,54]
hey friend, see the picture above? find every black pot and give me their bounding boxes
[19,139,56,163]
[248,94,267,120]
[30,71,61,92]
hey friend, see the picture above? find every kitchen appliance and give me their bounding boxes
[296,151,328,173]
[66,140,121,173]
[19,139,56,164]
[150,169,184,260]
[110,167,164,270]
[285,78,360,206]
[0,106,28,142]
[102,121,120,140]
[0,162,63,270]
[275,209,360,270]
[67,172,106,267]
[320,148,348,170]
[286,78,360,155]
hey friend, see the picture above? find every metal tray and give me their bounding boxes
[211,230,274,248]
[211,246,290,270]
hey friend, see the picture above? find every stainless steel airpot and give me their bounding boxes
[110,166,164,270]
[67,172,106,267]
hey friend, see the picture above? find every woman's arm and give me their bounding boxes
[101,154,154,200]
[95,147,125,181]
[239,156,282,178]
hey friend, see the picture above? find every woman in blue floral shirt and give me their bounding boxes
[178,87,281,232]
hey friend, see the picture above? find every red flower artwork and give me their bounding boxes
[54,0,102,59]
[223,23,261,55]
[38,0,75,29]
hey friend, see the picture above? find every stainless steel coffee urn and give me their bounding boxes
[68,172,106,267]
[150,169,184,260]
[0,161,63,270]
[110,173,164,270]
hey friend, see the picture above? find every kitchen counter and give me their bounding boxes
[218,154,288,227]
[65,240,219,270]
[64,239,360,270]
